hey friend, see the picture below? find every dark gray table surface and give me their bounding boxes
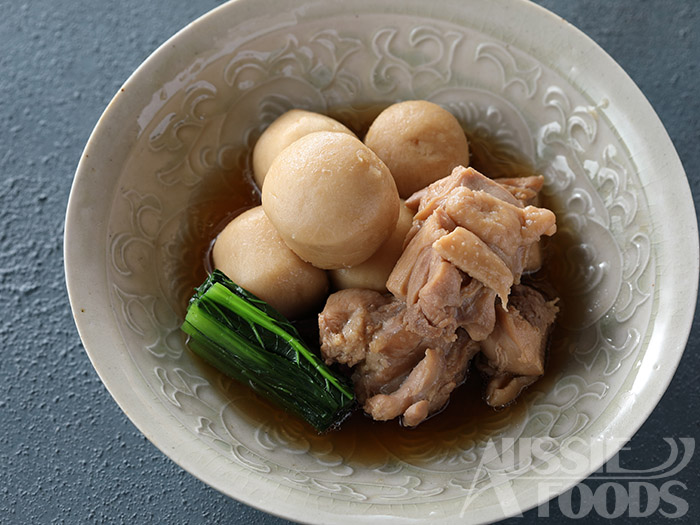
[1,1,698,523]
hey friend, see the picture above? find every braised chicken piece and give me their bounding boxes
[496,174,547,271]
[385,209,461,341]
[439,185,555,279]
[319,289,479,426]
[387,166,555,341]
[319,289,424,399]
[319,166,559,426]
[476,363,541,409]
[364,331,479,427]
[496,175,545,206]
[433,226,514,306]
[477,284,559,407]
[405,165,522,220]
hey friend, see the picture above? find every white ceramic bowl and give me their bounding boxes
[64,0,698,523]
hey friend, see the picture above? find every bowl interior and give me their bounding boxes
[65,0,698,523]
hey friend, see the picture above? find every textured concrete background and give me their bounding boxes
[1,0,698,523]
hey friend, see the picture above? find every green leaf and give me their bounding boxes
[181,270,355,432]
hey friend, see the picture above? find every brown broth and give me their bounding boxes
[467,129,537,179]
[178,108,567,465]
[179,169,260,306]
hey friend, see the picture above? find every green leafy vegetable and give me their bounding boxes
[181,270,355,432]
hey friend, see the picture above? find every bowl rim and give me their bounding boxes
[64,0,699,523]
